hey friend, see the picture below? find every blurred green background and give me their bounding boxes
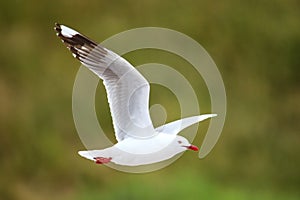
[0,0,299,199]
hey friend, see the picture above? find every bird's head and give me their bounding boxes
[175,135,199,152]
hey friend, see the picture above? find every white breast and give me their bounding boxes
[114,134,177,154]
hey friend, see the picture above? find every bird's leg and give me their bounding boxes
[93,157,112,164]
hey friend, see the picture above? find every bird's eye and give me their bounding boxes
[177,141,182,144]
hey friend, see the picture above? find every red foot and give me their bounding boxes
[94,157,112,164]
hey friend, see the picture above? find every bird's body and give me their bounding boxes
[79,133,185,166]
[55,23,216,166]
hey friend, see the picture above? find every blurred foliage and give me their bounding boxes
[0,0,299,199]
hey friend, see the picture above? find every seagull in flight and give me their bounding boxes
[54,23,217,166]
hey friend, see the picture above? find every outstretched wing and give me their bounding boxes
[55,23,154,141]
[155,114,217,135]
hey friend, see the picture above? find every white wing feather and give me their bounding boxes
[155,114,217,135]
[55,23,155,141]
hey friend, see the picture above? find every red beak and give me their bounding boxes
[186,145,199,151]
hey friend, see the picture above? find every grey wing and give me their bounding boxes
[55,23,155,141]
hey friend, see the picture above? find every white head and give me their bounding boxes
[171,135,199,153]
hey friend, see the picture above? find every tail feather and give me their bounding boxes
[78,149,113,161]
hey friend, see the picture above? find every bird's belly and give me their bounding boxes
[114,135,176,154]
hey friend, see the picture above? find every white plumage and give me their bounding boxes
[55,23,217,166]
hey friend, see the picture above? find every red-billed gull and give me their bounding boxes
[54,23,217,166]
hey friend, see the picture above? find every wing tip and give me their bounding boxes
[54,23,98,61]
[203,113,218,119]
[54,22,79,38]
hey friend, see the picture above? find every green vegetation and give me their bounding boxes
[0,0,299,199]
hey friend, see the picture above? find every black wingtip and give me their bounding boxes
[54,23,106,62]
[54,23,63,37]
[54,23,97,46]
[54,22,60,30]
